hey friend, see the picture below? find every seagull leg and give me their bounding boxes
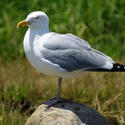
[56,77,62,100]
[48,77,62,107]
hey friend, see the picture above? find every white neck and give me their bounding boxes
[29,27,49,35]
[23,27,50,69]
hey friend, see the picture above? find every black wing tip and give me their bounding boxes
[112,63,125,72]
[87,63,125,72]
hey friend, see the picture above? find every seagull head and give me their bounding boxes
[17,11,49,30]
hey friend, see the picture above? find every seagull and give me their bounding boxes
[17,11,125,106]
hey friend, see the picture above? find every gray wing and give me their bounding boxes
[42,48,114,72]
[41,32,114,72]
[65,33,113,62]
[43,32,91,50]
[64,33,91,48]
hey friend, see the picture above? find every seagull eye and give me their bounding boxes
[35,16,39,19]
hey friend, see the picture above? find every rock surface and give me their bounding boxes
[25,98,111,125]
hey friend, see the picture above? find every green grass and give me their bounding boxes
[0,0,125,61]
[0,0,125,124]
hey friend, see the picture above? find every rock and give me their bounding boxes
[25,98,111,125]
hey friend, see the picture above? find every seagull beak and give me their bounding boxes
[17,20,30,28]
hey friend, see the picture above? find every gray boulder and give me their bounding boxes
[25,98,111,125]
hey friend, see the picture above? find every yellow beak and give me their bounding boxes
[17,20,30,28]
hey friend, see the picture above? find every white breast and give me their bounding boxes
[23,29,70,77]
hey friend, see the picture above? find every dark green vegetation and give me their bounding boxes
[0,0,125,124]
